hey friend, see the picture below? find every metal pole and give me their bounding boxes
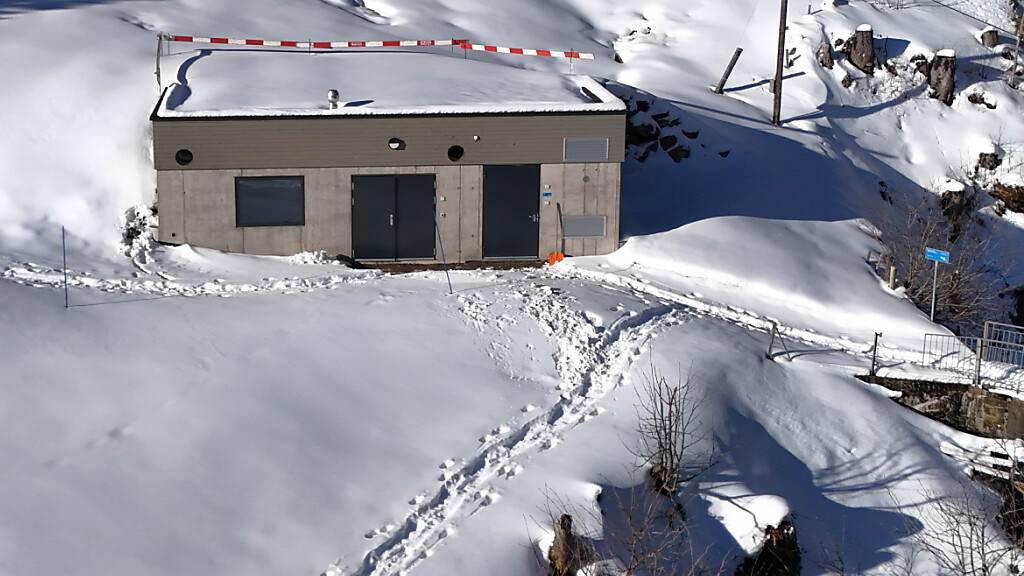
[61,226,69,309]
[870,332,882,377]
[434,213,453,295]
[930,259,939,322]
[155,33,163,89]
[715,47,744,94]
[974,338,984,387]
[556,202,565,254]
[772,0,789,125]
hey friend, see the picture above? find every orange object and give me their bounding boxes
[547,252,565,265]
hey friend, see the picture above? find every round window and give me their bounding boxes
[447,145,465,162]
[388,138,406,151]
[175,149,194,166]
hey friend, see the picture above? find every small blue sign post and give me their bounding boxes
[924,247,950,322]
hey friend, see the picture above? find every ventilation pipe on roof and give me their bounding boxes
[327,89,340,110]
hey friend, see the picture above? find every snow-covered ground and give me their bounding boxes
[3,0,1024,575]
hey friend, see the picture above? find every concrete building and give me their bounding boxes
[150,50,626,262]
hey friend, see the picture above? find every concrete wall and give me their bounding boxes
[153,113,626,171]
[540,163,620,257]
[157,162,620,261]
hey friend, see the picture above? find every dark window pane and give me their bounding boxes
[235,177,305,227]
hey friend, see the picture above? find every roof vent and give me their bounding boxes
[327,89,340,110]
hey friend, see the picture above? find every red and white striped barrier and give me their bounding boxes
[163,34,595,59]
[165,35,465,49]
[456,41,594,60]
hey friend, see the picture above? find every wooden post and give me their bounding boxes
[818,41,834,69]
[715,47,744,94]
[848,24,876,74]
[888,265,897,290]
[772,0,789,126]
[929,49,956,105]
[980,27,999,48]
[1011,16,1023,86]
[548,515,585,576]
[155,33,163,89]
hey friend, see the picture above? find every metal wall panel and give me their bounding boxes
[563,138,609,162]
[562,215,607,238]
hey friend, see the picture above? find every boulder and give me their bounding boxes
[667,145,691,162]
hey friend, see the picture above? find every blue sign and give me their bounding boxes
[925,247,950,264]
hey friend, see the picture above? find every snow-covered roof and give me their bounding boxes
[155,50,625,118]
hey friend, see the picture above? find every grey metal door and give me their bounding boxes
[352,175,396,260]
[396,175,436,260]
[483,165,540,258]
[353,175,436,260]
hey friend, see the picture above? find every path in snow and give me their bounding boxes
[325,277,688,576]
[1,258,917,366]
[1,261,381,297]
[555,263,925,366]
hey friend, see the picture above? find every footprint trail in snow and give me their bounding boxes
[326,277,687,576]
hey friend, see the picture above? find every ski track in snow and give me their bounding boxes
[325,278,688,576]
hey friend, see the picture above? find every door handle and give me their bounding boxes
[389,214,395,226]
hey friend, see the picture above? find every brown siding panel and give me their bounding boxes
[154,114,625,171]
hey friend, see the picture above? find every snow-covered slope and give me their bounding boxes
[3,1,1024,575]
[3,0,1024,262]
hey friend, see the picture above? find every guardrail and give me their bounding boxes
[922,321,1024,392]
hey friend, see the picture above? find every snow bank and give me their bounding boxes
[601,217,938,349]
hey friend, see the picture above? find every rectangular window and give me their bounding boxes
[563,138,609,162]
[562,215,607,238]
[235,176,305,227]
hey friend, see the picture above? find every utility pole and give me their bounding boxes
[772,0,789,125]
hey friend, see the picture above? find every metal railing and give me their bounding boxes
[922,321,1024,392]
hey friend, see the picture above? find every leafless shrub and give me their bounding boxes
[532,361,724,576]
[890,478,1019,576]
[879,193,1005,330]
[538,485,730,576]
[734,518,801,576]
[631,361,713,496]
[982,439,1024,564]
[884,545,921,576]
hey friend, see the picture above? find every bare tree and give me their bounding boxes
[891,479,1018,576]
[879,193,1005,330]
[631,362,713,496]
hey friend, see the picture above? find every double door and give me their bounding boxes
[352,175,436,260]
